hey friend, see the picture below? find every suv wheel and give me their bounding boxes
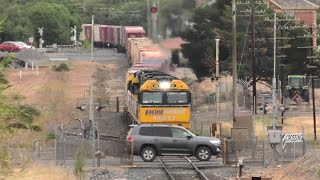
[196,146,211,161]
[140,146,156,162]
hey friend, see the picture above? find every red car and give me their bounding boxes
[0,41,28,52]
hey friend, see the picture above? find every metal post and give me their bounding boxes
[97,122,100,167]
[302,126,306,155]
[89,15,96,167]
[147,0,151,38]
[251,3,257,114]
[272,13,277,131]
[55,129,57,165]
[36,66,39,76]
[19,69,22,80]
[215,39,220,121]
[151,0,157,41]
[309,27,317,140]
[232,0,238,121]
[263,140,266,167]
[312,76,316,140]
[223,138,228,166]
[252,96,256,159]
[25,62,28,71]
[116,97,119,112]
[201,120,203,135]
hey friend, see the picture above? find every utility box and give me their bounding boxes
[268,130,282,144]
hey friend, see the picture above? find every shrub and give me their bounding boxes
[53,63,70,72]
[46,132,56,141]
[74,149,85,179]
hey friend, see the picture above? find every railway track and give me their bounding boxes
[132,156,223,168]
[157,156,211,180]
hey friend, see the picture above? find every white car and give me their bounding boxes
[14,41,35,50]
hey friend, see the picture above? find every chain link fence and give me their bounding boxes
[30,132,132,168]
[223,137,309,166]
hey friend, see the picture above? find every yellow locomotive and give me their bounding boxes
[126,70,191,128]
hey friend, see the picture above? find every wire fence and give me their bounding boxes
[5,132,317,170]
[223,137,311,166]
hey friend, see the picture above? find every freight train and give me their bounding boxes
[80,24,191,128]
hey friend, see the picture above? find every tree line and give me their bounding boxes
[180,0,317,82]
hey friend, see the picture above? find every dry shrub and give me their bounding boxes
[6,163,75,180]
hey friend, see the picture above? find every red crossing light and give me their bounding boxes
[151,7,157,13]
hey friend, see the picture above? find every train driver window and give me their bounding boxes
[142,92,163,104]
[167,92,188,104]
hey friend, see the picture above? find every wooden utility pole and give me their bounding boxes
[151,0,158,41]
[251,3,257,114]
[90,15,96,167]
[232,0,238,121]
[216,39,220,120]
[310,28,317,140]
[147,0,151,37]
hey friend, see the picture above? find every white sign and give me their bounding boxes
[282,133,304,151]
[284,133,304,143]
[29,37,34,43]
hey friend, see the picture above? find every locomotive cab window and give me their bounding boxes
[141,92,163,104]
[167,92,189,104]
[131,83,140,94]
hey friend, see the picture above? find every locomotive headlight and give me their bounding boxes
[159,82,170,89]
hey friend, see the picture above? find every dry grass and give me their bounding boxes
[2,61,94,178]
[6,163,75,180]
[283,116,320,140]
[4,61,93,136]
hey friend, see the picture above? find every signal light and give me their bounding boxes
[151,7,157,13]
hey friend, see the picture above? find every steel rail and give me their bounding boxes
[157,157,176,180]
[184,156,209,180]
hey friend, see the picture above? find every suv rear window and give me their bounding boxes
[153,127,172,137]
[139,127,153,136]
[139,127,172,137]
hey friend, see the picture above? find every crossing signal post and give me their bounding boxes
[38,27,44,49]
[150,0,158,41]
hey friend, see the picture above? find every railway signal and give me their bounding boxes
[151,6,157,13]
[150,0,157,14]
[38,27,44,48]
[70,25,77,46]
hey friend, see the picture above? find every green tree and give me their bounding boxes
[0,5,33,42]
[26,2,81,45]
[0,60,41,142]
[180,0,232,80]
[181,0,310,82]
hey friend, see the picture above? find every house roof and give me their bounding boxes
[270,0,319,10]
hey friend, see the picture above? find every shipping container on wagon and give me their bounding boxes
[106,26,114,45]
[140,47,170,72]
[129,38,153,65]
[100,25,116,47]
[112,26,122,47]
[99,25,109,44]
[123,26,146,51]
[139,47,167,63]
[82,24,93,42]
[93,25,101,43]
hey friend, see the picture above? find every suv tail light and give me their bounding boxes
[127,136,133,142]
